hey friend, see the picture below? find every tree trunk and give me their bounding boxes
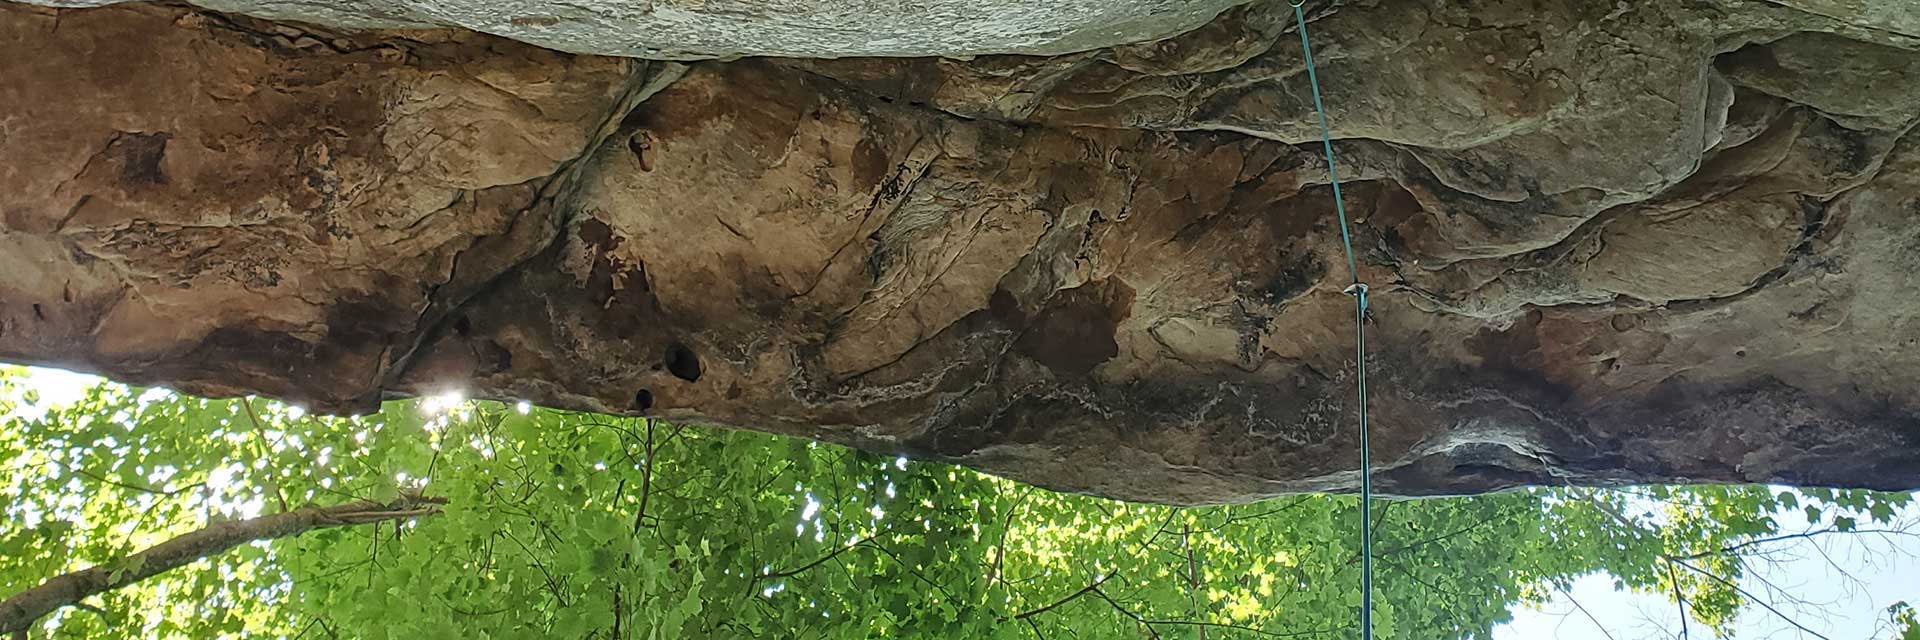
[0,496,442,635]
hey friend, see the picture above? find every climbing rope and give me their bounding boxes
[1288,1,1374,638]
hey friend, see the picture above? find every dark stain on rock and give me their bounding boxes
[577,217,656,313]
[322,297,400,351]
[586,261,652,312]
[863,235,892,280]
[114,132,171,187]
[576,217,623,253]
[625,63,810,166]
[169,324,375,414]
[1015,278,1135,377]
[194,325,312,368]
[988,287,1026,324]
[1260,254,1324,304]
[1805,118,1880,177]
[665,342,702,382]
[1467,308,1544,371]
[852,137,888,188]
[477,340,513,373]
[1455,310,1588,413]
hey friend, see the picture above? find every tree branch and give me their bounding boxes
[240,400,290,512]
[755,535,879,582]
[1203,497,1314,533]
[1090,587,1163,640]
[55,461,202,499]
[0,495,443,634]
[1668,557,1832,640]
[1368,504,1493,561]
[1666,559,1690,640]
[989,493,1029,594]
[1557,585,1619,640]
[631,419,656,535]
[1182,524,1206,640]
[1676,526,1920,561]
[1005,573,1115,621]
[1022,617,1046,639]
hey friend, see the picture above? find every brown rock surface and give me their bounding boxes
[2,1,1918,503]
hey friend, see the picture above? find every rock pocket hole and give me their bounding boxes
[665,342,702,383]
[632,389,654,412]
[627,132,654,172]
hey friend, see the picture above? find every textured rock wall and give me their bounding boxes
[2,0,1918,503]
[27,0,1247,58]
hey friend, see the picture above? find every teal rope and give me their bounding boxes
[1351,285,1372,640]
[1292,2,1359,284]
[1290,3,1374,640]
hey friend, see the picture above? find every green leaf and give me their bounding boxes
[1870,501,1897,523]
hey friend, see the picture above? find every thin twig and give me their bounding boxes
[240,400,291,513]
[1669,557,1832,640]
[1676,527,1920,560]
[1666,559,1690,640]
[989,492,1029,595]
[754,535,879,582]
[58,462,202,498]
[1182,523,1206,640]
[1089,587,1162,640]
[1557,585,1619,640]
[631,419,655,535]
[1006,573,1115,621]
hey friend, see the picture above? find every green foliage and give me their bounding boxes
[1,368,1915,639]
[1891,602,1919,640]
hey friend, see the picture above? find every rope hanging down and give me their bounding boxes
[1288,2,1375,639]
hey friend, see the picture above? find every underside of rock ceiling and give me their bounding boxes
[2,0,1918,503]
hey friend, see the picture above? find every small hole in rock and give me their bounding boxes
[451,316,472,336]
[482,341,513,371]
[1735,349,1747,358]
[627,132,654,172]
[632,389,654,412]
[665,342,702,382]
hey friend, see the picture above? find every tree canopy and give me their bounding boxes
[1,367,1915,639]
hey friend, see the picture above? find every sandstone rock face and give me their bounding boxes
[3,1,1918,503]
